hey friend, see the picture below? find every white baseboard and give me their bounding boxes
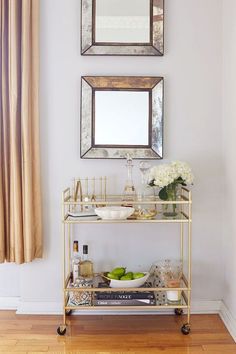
[0,297,20,310]
[191,300,221,314]
[16,301,62,315]
[219,301,236,342]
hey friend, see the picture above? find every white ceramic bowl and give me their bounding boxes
[104,272,150,288]
[94,206,134,220]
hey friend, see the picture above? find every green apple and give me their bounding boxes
[125,272,133,279]
[107,272,119,280]
[111,267,126,277]
[133,272,145,279]
[120,274,133,280]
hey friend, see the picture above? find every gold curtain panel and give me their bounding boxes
[0,0,42,263]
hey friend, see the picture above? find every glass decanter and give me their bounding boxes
[136,161,156,219]
[122,155,136,203]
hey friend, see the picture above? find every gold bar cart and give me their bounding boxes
[57,180,192,336]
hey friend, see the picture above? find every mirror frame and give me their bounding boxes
[81,0,164,56]
[80,76,164,159]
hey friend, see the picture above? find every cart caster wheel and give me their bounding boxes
[175,308,183,316]
[66,309,72,315]
[57,325,66,336]
[181,323,191,335]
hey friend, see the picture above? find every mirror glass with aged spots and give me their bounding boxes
[81,0,164,56]
[95,0,150,43]
[80,76,163,159]
[94,91,149,146]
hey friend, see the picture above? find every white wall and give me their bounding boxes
[222,0,236,318]
[0,0,224,309]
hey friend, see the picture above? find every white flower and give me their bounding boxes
[148,164,177,188]
[148,161,194,188]
[171,161,194,184]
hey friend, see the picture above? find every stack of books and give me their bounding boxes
[94,290,156,306]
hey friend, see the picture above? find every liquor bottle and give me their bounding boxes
[72,241,80,283]
[79,245,93,278]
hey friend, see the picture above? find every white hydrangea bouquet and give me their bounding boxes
[148,161,194,203]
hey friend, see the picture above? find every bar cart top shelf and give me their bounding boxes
[62,186,192,224]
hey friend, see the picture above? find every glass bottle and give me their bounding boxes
[122,155,136,203]
[79,245,93,278]
[72,241,80,283]
[136,161,156,219]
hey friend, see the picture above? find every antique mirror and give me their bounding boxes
[81,0,164,56]
[80,76,163,159]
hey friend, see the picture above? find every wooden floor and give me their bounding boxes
[0,311,235,354]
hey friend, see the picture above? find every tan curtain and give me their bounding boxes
[0,0,42,264]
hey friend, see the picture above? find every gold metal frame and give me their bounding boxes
[58,181,192,335]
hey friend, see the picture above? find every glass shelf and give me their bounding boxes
[65,293,188,310]
[65,275,189,293]
[64,196,191,205]
[64,212,190,224]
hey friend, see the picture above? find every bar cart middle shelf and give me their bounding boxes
[57,182,192,336]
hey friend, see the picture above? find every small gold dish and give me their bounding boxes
[136,209,157,220]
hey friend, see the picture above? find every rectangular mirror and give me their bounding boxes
[80,76,163,159]
[81,0,164,56]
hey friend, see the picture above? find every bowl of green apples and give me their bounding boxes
[103,267,150,288]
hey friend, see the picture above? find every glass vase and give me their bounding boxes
[162,183,179,217]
